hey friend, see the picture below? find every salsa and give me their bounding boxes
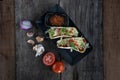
[49,15,65,26]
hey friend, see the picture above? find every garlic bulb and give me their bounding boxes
[33,44,45,57]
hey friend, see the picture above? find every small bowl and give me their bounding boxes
[45,13,69,27]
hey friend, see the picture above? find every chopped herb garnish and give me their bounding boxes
[66,31,70,36]
[80,43,85,47]
[49,29,54,37]
[61,27,67,34]
[69,42,77,50]
[60,40,66,45]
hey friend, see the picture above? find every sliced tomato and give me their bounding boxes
[79,47,84,51]
[83,38,87,43]
[43,52,55,66]
[52,61,65,74]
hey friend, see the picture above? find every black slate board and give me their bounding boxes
[35,4,92,65]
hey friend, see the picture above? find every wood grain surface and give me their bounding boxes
[0,0,120,80]
[103,0,120,80]
[60,0,103,80]
[0,0,15,80]
[15,0,103,80]
[15,0,60,80]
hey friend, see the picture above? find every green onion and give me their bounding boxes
[61,27,66,34]
[69,42,77,50]
[49,29,54,37]
[60,40,66,45]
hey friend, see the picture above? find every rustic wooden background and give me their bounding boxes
[15,0,103,80]
[0,0,120,80]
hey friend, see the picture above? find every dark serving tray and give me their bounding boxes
[34,4,92,65]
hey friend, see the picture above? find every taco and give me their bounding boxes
[57,37,89,53]
[48,27,78,39]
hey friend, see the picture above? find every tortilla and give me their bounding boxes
[57,37,89,53]
[48,27,78,39]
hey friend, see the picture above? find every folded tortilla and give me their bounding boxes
[57,37,89,53]
[48,27,78,39]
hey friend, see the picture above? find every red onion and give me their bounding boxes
[20,20,32,30]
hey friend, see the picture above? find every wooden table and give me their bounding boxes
[0,0,120,80]
[15,0,103,80]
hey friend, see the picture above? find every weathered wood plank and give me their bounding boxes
[59,0,75,80]
[75,0,103,71]
[15,0,61,80]
[103,0,120,80]
[60,0,103,80]
[0,0,15,80]
[0,2,4,80]
[0,2,2,26]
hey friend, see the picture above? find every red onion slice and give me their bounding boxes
[20,20,32,30]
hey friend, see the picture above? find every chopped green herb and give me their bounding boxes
[66,31,70,36]
[60,40,66,45]
[49,29,54,37]
[61,27,67,34]
[69,42,77,50]
[80,43,85,47]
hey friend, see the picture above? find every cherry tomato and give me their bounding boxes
[43,52,55,66]
[52,61,65,74]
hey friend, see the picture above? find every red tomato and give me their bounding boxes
[52,61,65,74]
[83,38,86,43]
[43,52,55,66]
[79,47,84,51]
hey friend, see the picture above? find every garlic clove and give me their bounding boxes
[26,32,34,37]
[27,39,35,45]
[33,44,45,57]
[33,45,37,51]
[36,36,44,43]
